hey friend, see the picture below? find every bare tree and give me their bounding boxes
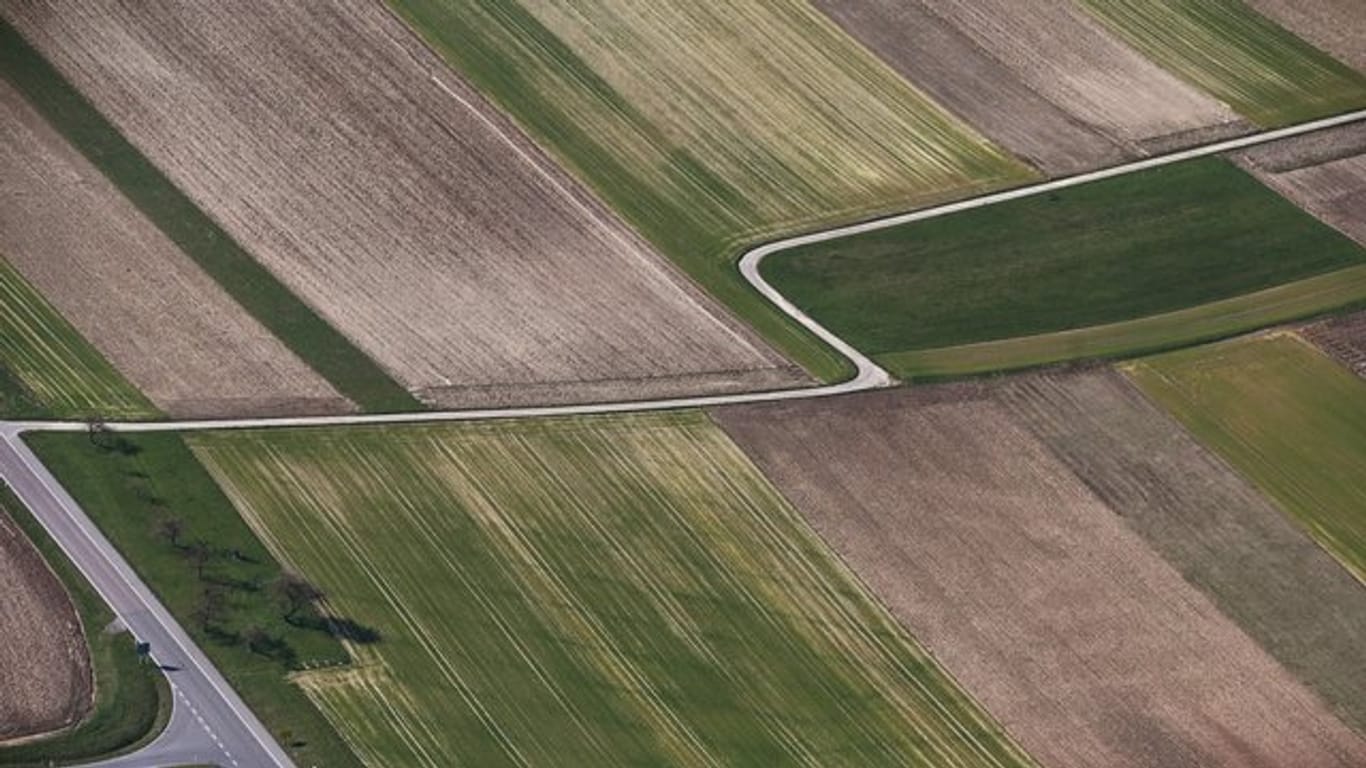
[155,517,185,549]
[190,585,227,631]
[272,571,324,621]
[183,539,212,580]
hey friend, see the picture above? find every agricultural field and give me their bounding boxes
[0,79,350,420]
[1076,0,1366,126]
[997,370,1366,732]
[0,504,90,743]
[1236,124,1366,247]
[765,157,1366,379]
[1245,0,1366,73]
[1,1,812,404]
[830,0,1244,159]
[713,387,1366,767]
[1303,310,1366,377]
[187,414,1035,767]
[1127,333,1366,584]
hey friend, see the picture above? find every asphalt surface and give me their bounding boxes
[0,108,1362,767]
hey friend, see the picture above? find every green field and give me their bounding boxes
[25,433,364,768]
[188,413,1035,767]
[0,483,169,767]
[387,0,1035,380]
[0,20,418,413]
[1077,0,1366,125]
[765,158,1366,379]
[1127,334,1366,583]
[0,258,156,420]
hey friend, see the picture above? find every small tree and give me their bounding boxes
[183,539,212,580]
[191,585,227,631]
[272,571,324,622]
[243,624,271,654]
[155,517,185,549]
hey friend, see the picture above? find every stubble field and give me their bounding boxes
[2,0,806,406]
[0,79,351,419]
[1127,333,1366,584]
[188,414,1035,768]
[714,387,1366,768]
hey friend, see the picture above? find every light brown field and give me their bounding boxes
[2,0,805,407]
[0,80,350,418]
[812,0,1126,175]
[1303,310,1366,377]
[1236,125,1366,246]
[881,0,1247,155]
[0,508,91,744]
[1244,0,1366,73]
[714,386,1366,768]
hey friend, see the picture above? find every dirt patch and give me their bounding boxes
[0,80,352,418]
[1235,126,1366,247]
[1302,310,1366,377]
[1244,0,1366,73]
[2,0,805,406]
[0,508,91,743]
[714,386,1366,767]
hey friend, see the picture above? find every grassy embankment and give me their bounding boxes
[0,19,418,414]
[25,433,364,768]
[387,0,1037,382]
[187,413,1037,766]
[0,258,156,421]
[765,158,1366,379]
[1077,0,1366,126]
[1127,333,1366,584]
[0,483,169,767]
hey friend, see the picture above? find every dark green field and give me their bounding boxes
[25,433,363,768]
[0,20,417,414]
[766,158,1366,376]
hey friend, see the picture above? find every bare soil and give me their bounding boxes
[1244,0,1366,73]
[1235,126,1366,247]
[1,0,805,407]
[0,80,352,418]
[0,508,92,744]
[1302,311,1366,377]
[714,385,1366,768]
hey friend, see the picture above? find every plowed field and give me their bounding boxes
[1303,310,1366,377]
[1236,125,1366,247]
[1245,0,1366,73]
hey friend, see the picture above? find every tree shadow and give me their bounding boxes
[289,615,382,644]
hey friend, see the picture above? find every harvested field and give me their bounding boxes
[1128,333,1366,584]
[998,369,1366,733]
[188,414,1035,767]
[1077,0,1366,126]
[2,1,807,406]
[714,388,1366,768]
[1241,0,1366,75]
[863,0,1244,155]
[1236,126,1366,247]
[0,507,92,743]
[0,79,350,419]
[1303,310,1366,377]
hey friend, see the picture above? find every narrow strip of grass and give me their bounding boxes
[0,19,419,413]
[0,483,169,767]
[766,157,1366,378]
[1126,333,1366,583]
[24,433,364,768]
[0,257,156,420]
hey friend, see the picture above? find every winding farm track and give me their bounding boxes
[1,108,1365,767]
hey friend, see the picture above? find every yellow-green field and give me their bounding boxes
[0,257,154,419]
[189,413,1034,767]
[1077,0,1366,126]
[1127,333,1366,583]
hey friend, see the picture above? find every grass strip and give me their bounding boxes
[0,19,419,413]
[0,483,169,767]
[1126,333,1366,583]
[24,432,364,768]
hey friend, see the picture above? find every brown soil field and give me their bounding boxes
[859,0,1248,156]
[813,0,1126,175]
[1244,0,1366,73]
[1303,311,1366,377]
[0,80,352,418]
[1,0,804,408]
[714,386,1366,768]
[0,508,91,744]
[998,369,1366,734]
[1236,126,1366,246]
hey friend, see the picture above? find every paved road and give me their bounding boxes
[0,108,1362,767]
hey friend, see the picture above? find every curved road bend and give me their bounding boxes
[0,108,1363,767]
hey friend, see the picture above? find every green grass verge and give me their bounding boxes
[1076,0,1366,126]
[0,483,169,767]
[24,433,364,768]
[0,257,156,420]
[185,414,1036,766]
[1126,333,1366,583]
[0,19,418,413]
[765,157,1366,379]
